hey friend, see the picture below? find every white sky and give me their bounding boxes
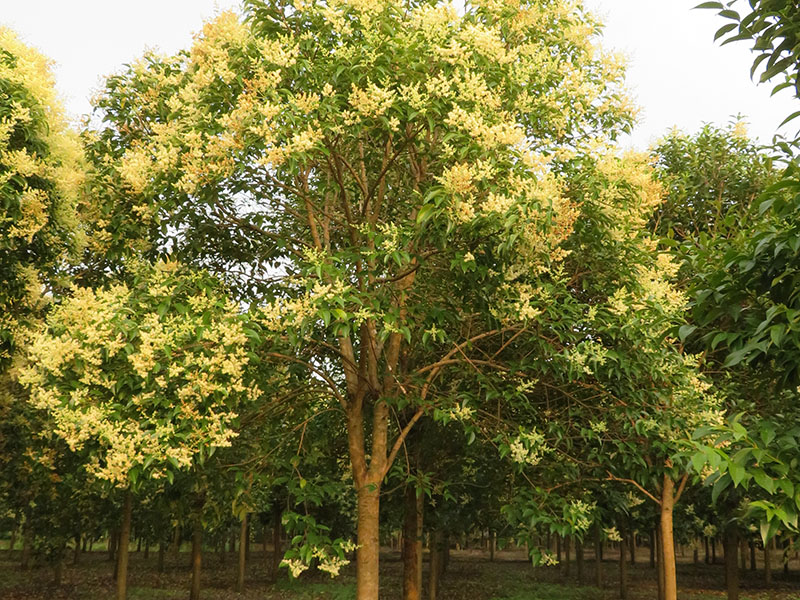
[1,0,796,149]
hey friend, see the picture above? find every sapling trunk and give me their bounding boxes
[116,490,132,600]
[236,513,247,592]
[190,523,202,600]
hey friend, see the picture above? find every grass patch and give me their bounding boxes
[491,581,604,600]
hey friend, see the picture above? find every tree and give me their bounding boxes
[84,2,636,598]
[18,261,259,599]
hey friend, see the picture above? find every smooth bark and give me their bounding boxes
[724,525,739,600]
[236,514,247,593]
[190,523,202,600]
[619,531,628,600]
[402,486,423,600]
[116,490,133,600]
[659,476,678,600]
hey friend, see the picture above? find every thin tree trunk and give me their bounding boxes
[712,537,717,564]
[650,530,656,569]
[428,530,442,600]
[577,539,584,583]
[749,541,755,571]
[765,542,772,585]
[556,535,562,564]
[172,525,181,561]
[54,550,64,586]
[73,534,81,565]
[158,541,165,573]
[724,525,739,600]
[271,510,282,582]
[21,524,31,570]
[619,530,628,600]
[402,486,423,600]
[564,535,571,577]
[489,530,495,561]
[783,537,790,576]
[8,526,16,553]
[116,490,133,600]
[595,525,603,588]
[190,523,202,600]
[739,540,746,570]
[144,540,149,560]
[236,514,247,593]
[705,536,710,564]
[629,532,635,565]
[660,476,678,600]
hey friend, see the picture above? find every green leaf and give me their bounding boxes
[678,324,697,342]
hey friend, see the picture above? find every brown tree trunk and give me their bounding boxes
[629,533,635,565]
[564,535,571,577]
[765,542,772,585]
[712,537,717,564]
[556,535,562,563]
[619,530,628,600]
[355,484,381,600]
[116,490,133,600]
[428,530,443,600]
[236,514,247,593]
[650,530,656,569]
[724,525,739,600]
[144,540,149,560]
[158,541,165,573]
[656,524,665,600]
[171,525,181,561]
[660,476,678,600]
[749,541,755,571]
[73,534,80,565]
[8,526,16,553]
[21,524,31,570]
[54,550,64,586]
[595,525,603,588]
[190,523,202,600]
[739,540,746,570]
[271,510,282,582]
[402,486,423,600]
[489,530,495,561]
[576,539,584,583]
[705,536,710,564]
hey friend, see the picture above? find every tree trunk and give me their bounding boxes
[236,514,247,593]
[619,530,628,600]
[749,541,755,571]
[656,523,665,600]
[402,486,423,600]
[489,530,495,561]
[8,526,16,553]
[650,530,656,569]
[629,532,635,565]
[21,524,30,570]
[172,525,181,561]
[705,536,710,564]
[712,537,717,564]
[576,539,584,583]
[765,542,772,585]
[428,530,442,600]
[564,535,571,577]
[739,540,746,570]
[73,534,81,565]
[355,484,381,600]
[190,523,202,600]
[595,525,603,588]
[271,509,282,582]
[54,552,64,587]
[158,541,166,573]
[660,476,678,600]
[116,490,133,600]
[144,540,150,560]
[724,525,739,600]
[245,518,251,563]
[556,535,562,564]
[783,537,790,576]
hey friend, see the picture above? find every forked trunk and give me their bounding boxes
[116,490,133,600]
[659,476,677,600]
[356,484,381,600]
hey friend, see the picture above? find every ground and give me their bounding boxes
[2,544,800,599]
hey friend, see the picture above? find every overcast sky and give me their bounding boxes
[1,0,795,149]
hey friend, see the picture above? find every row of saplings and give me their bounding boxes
[3,512,798,600]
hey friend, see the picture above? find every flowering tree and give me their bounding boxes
[18,262,259,600]
[82,0,641,597]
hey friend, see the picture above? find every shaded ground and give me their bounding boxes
[2,544,800,600]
